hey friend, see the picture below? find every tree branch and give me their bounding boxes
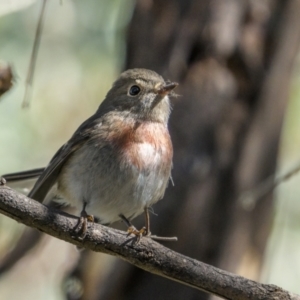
[0,63,13,99]
[0,182,298,300]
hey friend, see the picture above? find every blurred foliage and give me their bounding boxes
[0,0,37,17]
[0,0,134,174]
[0,1,134,299]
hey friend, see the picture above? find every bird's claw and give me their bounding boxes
[74,211,94,240]
[127,225,151,242]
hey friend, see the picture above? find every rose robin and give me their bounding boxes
[5,68,178,239]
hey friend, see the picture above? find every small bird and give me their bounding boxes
[6,69,178,239]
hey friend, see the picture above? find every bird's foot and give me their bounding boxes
[127,225,150,243]
[126,225,177,243]
[74,210,94,240]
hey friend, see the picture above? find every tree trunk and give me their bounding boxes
[93,0,300,299]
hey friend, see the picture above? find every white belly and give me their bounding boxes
[56,141,171,224]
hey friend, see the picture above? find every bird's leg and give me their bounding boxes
[119,214,132,228]
[119,214,140,235]
[74,201,94,239]
[143,207,151,236]
[120,207,151,241]
[120,209,178,243]
[119,213,146,242]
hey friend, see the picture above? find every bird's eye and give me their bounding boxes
[129,85,141,96]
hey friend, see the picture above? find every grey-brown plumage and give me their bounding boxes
[27,69,177,228]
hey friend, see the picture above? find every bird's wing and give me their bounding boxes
[28,114,102,202]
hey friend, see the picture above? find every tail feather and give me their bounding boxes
[2,168,45,182]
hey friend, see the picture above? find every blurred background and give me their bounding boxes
[0,0,300,299]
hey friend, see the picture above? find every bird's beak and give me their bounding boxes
[151,82,178,109]
[158,82,178,95]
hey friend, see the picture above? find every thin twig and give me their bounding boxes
[22,0,48,108]
[240,161,300,210]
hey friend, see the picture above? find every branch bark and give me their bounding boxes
[0,183,298,300]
